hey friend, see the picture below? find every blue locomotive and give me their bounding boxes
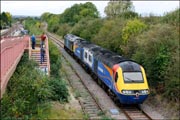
[64,34,150,104]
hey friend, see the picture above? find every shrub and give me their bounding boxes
[92,18,126,54]
[122,18,147,43]
[48,40,69,102]
[1,53,52,119]
[48,77,69,102]
[162,8,180,26]
[57,23,72,37]
[49,40,61,78]
[132,24,179,101]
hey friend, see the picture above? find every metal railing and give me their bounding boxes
[45,35,50,75]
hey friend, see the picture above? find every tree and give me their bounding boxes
[0,12,12,29]
[92,18,126,54]
[60,2,99,26]
[122,19,147,43]
[104,0,137,18]
[71,17,103,41]
[5,12,12,26]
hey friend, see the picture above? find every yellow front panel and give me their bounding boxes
[116,67,149,94]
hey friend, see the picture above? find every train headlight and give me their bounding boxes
[141,89,149,94]
[121,90,133,94]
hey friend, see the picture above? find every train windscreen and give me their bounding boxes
[123,72,144,83]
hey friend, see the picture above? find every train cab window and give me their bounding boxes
[89,55,92,62]
[85,52,87,59]
[123,72,144,83]
[115,72,118,82]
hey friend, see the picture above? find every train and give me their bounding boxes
[64,34,149,104]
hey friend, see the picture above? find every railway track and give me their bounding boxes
[121,106,152,120]
[47,32,153,120]
[47,32,104,119]
[1,24,22,38]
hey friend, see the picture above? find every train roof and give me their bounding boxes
[92,48,131,68]
[64,34,80,42]
[77,39,132,68]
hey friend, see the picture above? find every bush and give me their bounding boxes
[132,24,179,101]
[48,77,69,102]
[49,40,61,78]
[71,17,103,41]
[1,53,52,119]
[24,18,43,35]
[57,23,72,37]
[48,40,69,102]
[162,8,179,26]
[92,18,126,54]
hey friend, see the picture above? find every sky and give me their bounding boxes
[1,1,179,17]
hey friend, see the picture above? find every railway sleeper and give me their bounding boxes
[82,101,96,104]
[83,103,97,107]
[84,106,99,110]
[85,111,98,116]
[90,116,101,120]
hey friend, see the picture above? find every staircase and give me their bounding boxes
[29,36,50,75]
[31,49,48,73]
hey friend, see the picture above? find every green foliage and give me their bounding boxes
[132,24,179,102]
[92,18,126,54]
[48,77,69,102]
[1,53,51,119]
[47,14,60,33]
[0,12,12,29]
[40,2,99,34]
[71,17,103,41]
[48,40,69,102]
[60,2,99,26]
[141,15,161,25]
[104,0,136,18]
[163,40,179,102]
[122,19,147,43]
[162,8,179,26]
[49,40,61,77]
[57,23,72,37]
[24,17,43,35]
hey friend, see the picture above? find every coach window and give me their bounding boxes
[89,55,92,62]
[115,72,118,82]
[85,52,87,59]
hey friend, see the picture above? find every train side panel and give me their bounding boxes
[96,61,113,89]
[82,48,94,70]
[74,46,82,59]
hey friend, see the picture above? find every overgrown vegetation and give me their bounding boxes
[40,1,179,115]
[1,53,51,119]
[23,17,43,35]
[48,40,69,102]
